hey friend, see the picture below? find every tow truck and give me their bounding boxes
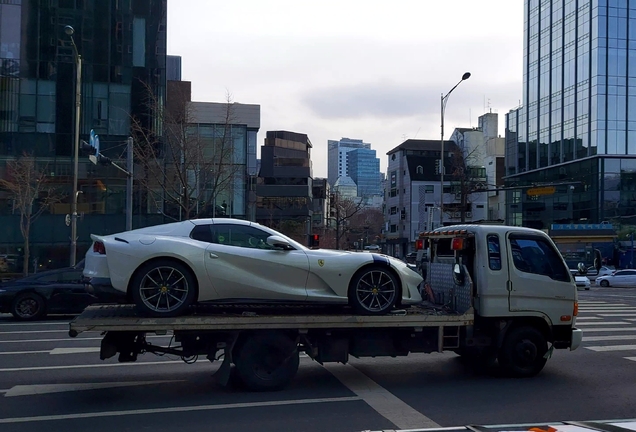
[69,224,584,391]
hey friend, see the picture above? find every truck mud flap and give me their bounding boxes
[212,333,239,388]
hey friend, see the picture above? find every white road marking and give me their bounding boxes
[50,347,100,355]
[575,317,602,320]
[0,330,67,335]
[0,335,170,344]
[0,322,69,327]
[579,309,636,313]
[624,357,636,362]
[578,306,636,309]
[0,350,51,355]
[584,335,636,342]
[575,321,631,326]
[0,396,362,424]
[323,363,439,429]
[0,360,192,372]
[586,344,636,352]
[598,314,636,317]
[576,327,636,332]
[3,380,184,397]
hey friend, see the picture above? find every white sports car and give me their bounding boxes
[83,218,423,317]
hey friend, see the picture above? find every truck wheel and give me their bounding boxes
[11,293,46,321]
[600,280,610,287]
[348,266,399,315]
[498,326,548,378]
[234,333,299,392]
[131,260,197,317]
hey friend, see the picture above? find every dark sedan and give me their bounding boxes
[0,260,96,320]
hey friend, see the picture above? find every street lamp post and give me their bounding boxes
[439,72,471,228]
[66,25,82,267]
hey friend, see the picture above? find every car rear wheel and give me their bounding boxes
[348,266,399,315]
[11,293,46,321]
[600,279,610,287]
[131,260,197,317]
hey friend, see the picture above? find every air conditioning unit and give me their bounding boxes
[453,212,461,218]
[466,212,473,218]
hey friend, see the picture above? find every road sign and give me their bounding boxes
[89,130,100,165]
[526,186,556,196]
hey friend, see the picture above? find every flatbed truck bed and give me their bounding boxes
[68,303,476,391]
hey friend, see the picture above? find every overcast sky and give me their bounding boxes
[167,0,524,177]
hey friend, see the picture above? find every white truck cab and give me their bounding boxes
[417,224,585,375]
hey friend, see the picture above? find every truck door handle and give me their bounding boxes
[209,253,218,259]
[507,280,513,292]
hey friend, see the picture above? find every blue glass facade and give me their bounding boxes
[347,148,381,197]
[505,0,636,228]
[0,0,167,269]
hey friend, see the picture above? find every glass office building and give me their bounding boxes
[0,0,167,269]
[505,0,636,228]
[347,148,381,198]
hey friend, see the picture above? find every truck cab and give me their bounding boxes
[417,224,584,375]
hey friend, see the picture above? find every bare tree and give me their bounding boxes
[448,145,486,223]
[329,192,366,249]
[132,83,242,221]
[0,154,61,276]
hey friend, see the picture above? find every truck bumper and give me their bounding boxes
[570,328,583,351]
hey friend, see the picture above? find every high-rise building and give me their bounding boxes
[256,131,313,226]
[166,55,182,81]
[347,148,381,197]
[505,0,636,228]
[0,0,167,268]
[327,137,370,186]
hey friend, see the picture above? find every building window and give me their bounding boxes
[390,224,397,233]
[476,204,485,208]
[416,165,423,174]
[425,185,434,193]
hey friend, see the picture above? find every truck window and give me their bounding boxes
[487,234,502,270]
[509,236,570,282]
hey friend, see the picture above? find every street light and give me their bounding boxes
[65,25,82,266]
[439,72,471,228]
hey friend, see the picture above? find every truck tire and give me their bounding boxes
[234,333,300,391]
[498,326,548,378]
[348,266,399,315]
[131,260,197,317]
[11,292,46,321]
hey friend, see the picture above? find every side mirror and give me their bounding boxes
[266,235,291,250]
[453,263,465,286]
[577,262,587,275]
[594,249,602,271]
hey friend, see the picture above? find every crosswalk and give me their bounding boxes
[579,300,636,363]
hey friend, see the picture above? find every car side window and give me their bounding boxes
[509,236,570,282]
[487,234,502,271]
[59,271,83,282]
[190,224,215,243]
[212,224,278,250]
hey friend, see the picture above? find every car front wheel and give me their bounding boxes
[131,260,197,317]
[600,279,610,287]
[348,266,399,315]
[11,292,46,321]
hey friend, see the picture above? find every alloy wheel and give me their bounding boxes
[355,270,397,313]
[139,266,189,313]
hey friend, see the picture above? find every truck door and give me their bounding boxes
[505,232,574,315]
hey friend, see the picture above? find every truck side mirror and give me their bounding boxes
[453,263,465,286]
[594,249,602,271]
[577,262,587,275]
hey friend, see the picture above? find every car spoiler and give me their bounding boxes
[90,234,105,242]
[363,419,636,432]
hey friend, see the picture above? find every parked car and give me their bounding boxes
[574,275,591,290]
[0,260,96,320]
[83,218,424,317]
[363,244,380,251]
[596,269,636,287]
[405,252,417,264]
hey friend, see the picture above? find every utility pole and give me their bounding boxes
[126,137,133,231]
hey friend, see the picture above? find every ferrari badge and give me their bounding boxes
[318,259,325,267]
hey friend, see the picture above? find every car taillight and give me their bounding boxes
[93,241,106,255]
[415,239,423,250]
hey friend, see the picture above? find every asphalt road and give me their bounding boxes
[0,289,635,432]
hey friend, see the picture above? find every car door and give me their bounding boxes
[506,232,574,317]
[47,269,94,312]
[200,223,310,301]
